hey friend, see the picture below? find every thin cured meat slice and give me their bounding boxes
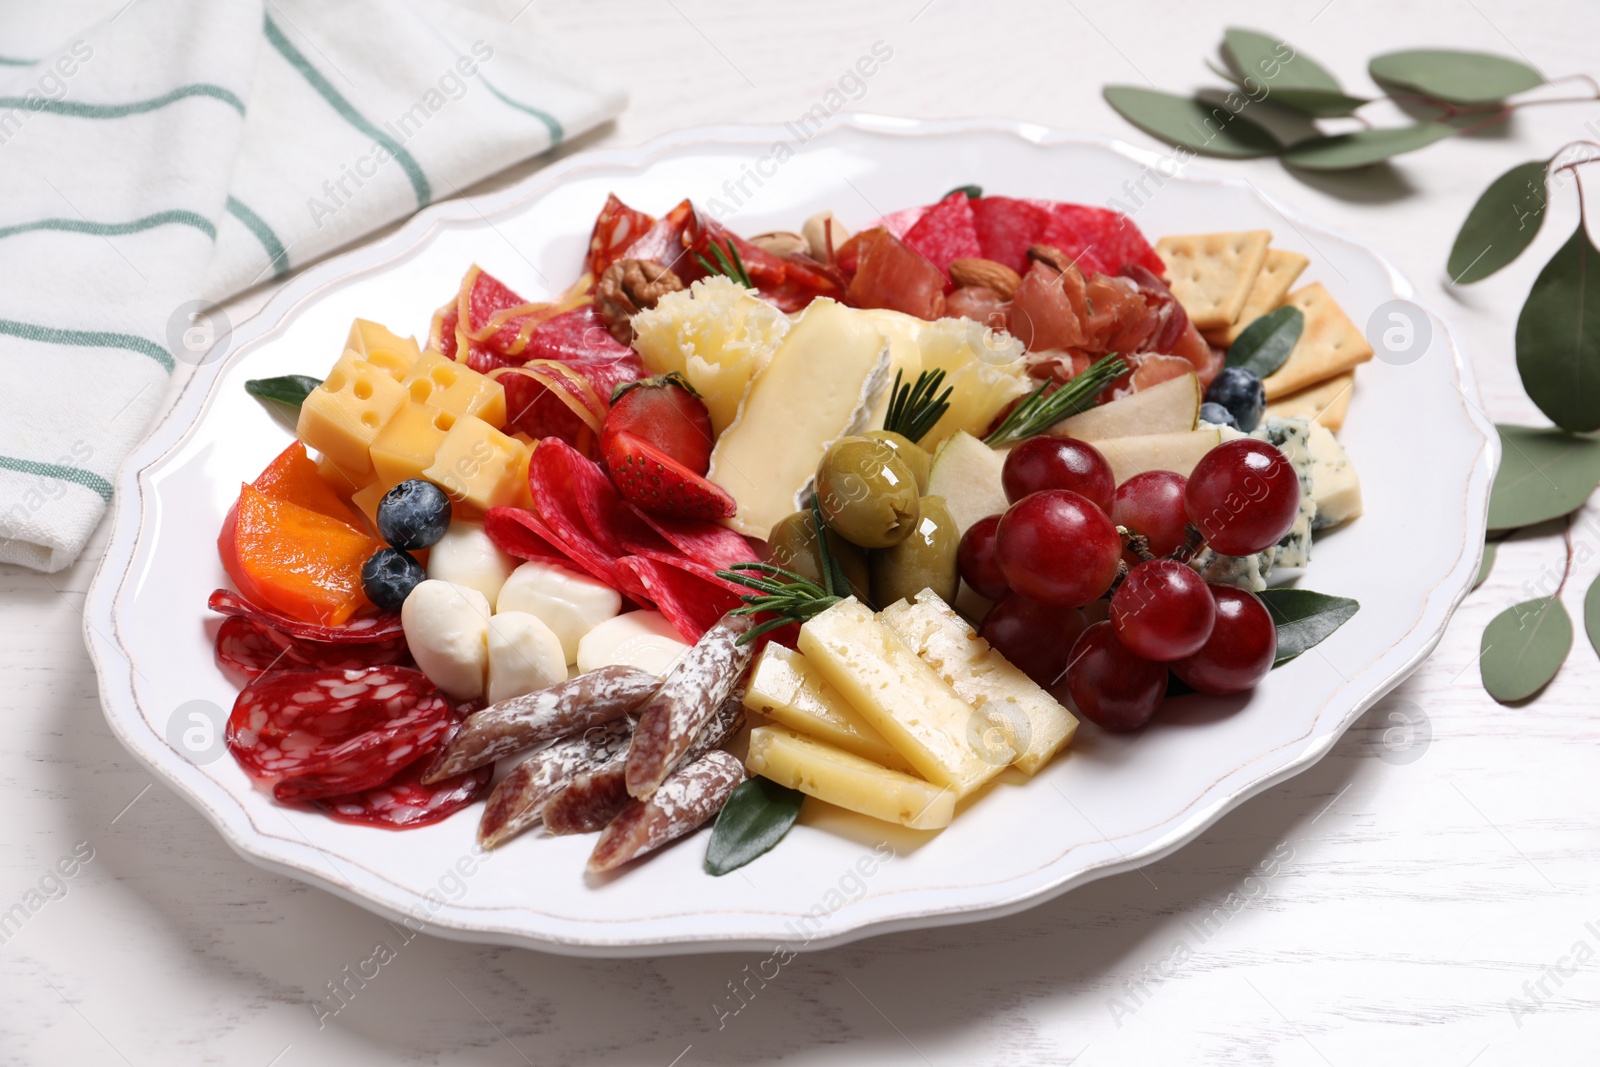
[614,557,747,643]
[226,666,453,803]
[526,440,627,583]
[208,588,403,644]
[482,507,579,569]
[316,758,491,829]
[478,718,635,848]
[588,751,747,872]
[1039,203,1166,278]
[633,513,758,572]
[588,193,656,279]
[214,614,409,678]
[971,196,1052,274]
[900,192,982,281]
[845,229,947,321]
[623,613,753,798]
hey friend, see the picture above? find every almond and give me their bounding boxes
[749,231,808,257]
[948,257,1022,299]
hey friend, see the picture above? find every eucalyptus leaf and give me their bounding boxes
[1515,222,1600,433]
[705,777,805,876]
[1103,86,1282,158]
[1257,588,1360,666]
[1486,425,1600,531]
[1586,575,1600,660]
[1281,123,1456,170]
[1449,161,1549,284]
[945,184,982,199]
[245,374,321,408]
[1473,541,1498,591]
[1480,595,1571,703]
[1369,49,1543,106]
[1221,27,1367,117]
[1225,305,1303,377]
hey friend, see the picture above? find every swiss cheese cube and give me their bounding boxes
[746,726,955,830]
[746,643,916,773]
[314,453,367,497]
[422,414,532,514]
[350,481,386,530]
[798,597,1001,796]
[297,351,409,478]
[370,403,453,489]
[402,351,506,429]
[346,319,421,381]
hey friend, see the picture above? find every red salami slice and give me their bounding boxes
[634,513,758,571]
[615,556,746,643]
[872,204,930,239]
[226,666,453,803]
[214,615,409,678]
[622,199,696,273]
[901,192,982,280]
[316,759,490,829]
[209,588,402,644]
[482,507,575,568]
[587,193,656,279]
[1038,203,1164,277]
[525,440,626,583]
[971,196,1052,274]
[430,300,460,360]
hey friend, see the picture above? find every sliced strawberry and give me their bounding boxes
[605,431,735,521]
[601,372,715,475]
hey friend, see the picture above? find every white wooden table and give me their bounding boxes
[5,2,1598,1063]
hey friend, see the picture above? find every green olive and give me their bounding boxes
[869,495,960,607]
[763,510,871,602]
[815,436,921,548]
[862,429,932,494]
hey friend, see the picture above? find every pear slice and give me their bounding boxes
[1050,373,1200,441]
[1095,429,1222,484]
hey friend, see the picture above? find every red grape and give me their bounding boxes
[957,515,1009,601]
[1061,622,1167,732]
[1110,560,1216,661]
[1171,584,1276,694]
[1185,440,1300,556]
[1111,471,1189,557]
[1002,436,1114,511]
[995,490,1121,607]
[979,593,1088,689]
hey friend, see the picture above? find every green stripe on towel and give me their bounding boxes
[0,83,245,118]
[0,455,112,502]
[0,319,173,372]
[481,79,563,145]
[0,56,34,67]
[0,210,216,242]
[263,14,431,209]
[225,197,290,279]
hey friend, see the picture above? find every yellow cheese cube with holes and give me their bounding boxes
[346,319,421,381]
[401,351,506,429]
[351,481,387,531]
[746,726,955,830]
[314,453,368,497]
[370,403,454,489]
[297,352,409,478]
[422,414,532,513]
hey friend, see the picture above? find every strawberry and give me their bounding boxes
[602,372,714,475]
[605,431,736,520]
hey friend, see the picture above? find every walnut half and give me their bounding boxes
[596,259,684,345]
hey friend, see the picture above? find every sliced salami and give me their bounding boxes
[614,557,748,643]
[214,614,409,678]
[209,588,402,644]
[315,718,491,830]
[478,718,635,848]
[526,440,628,584]
[482,507,580,569]
[588,751,747,872]
[901,191,982,280]
[587,193,656,278]
[971,196,1052,274]
[634,513,759,572]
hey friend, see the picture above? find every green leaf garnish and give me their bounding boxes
[1281,124,1457,170]
[1481,595,1572,702]
[1226,305,1303,378]
[1220,28,1366,117]
[1486,425,1600,530]
[1473,541,1498,592]
[1585,575,1600,661]
[705,777,806,875]
[696,238,754,289]
[945,184,982,199]
[1449,161,1548,284]
[1102,86,1282,158]
[715,562,841,645]
[1368,49,1543,106]
[1256,588,1360,666]
[245,375,321,409]
[983,354,1127,446]
[883,368,953,444]
[1515,223,1600,433]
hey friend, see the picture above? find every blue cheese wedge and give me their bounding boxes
[706,299,890,538]
[1306,421,1362,530]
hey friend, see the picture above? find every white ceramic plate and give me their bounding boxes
[86,115,1496,957]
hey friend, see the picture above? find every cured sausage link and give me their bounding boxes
[623,614,753,799]
[588,751,747,872]
[423,665,658,784]
[476,719,634,849]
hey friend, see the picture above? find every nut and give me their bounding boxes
[1026,244,1077,275]
[802,211,851,262]
[948,257,1022,300]
[595,259,684,345]
[748,231,809,258]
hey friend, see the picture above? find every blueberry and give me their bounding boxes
[361,548,425,611]
[1204,367,1266,432]
[1199,402,1240,430]
[377,479,452,550]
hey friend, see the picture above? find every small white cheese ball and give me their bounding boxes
[486,612,567,705]
[401,579,490,700]
[495,560,622,664]
[576,610,690,678]
[426,521,518,605]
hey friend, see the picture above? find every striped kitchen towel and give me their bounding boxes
[0,0,624,572]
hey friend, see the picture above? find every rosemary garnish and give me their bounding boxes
[882,368,952,443]
[717,500,846,644]
[982,353,1127,446]
[696,238,753,288]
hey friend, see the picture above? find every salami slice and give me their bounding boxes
[588,751,747,872]
[478,718,635,848]
[588,193,656,278]
[634,513,759,572]
[209,588,403,644]
[901,192,982,280]
[1039,202,1165,277]
[614,557,747,643]
[214,614,409,678]
[315,716,491,829]
[971,196,1052,274]
[225,666,453,803]
[483,507,578,568]
[526,441,627,585]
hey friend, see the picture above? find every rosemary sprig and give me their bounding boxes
[716,563,841,645]
[882,368,953,444]
[982,353,1127,446]
[696,238,753,289]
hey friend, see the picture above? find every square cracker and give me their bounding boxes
[1263,371,1354,432]
[1261,283,1374,400]
[1204,248,1311,345]
[1155,230,1272,331]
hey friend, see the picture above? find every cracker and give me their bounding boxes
[1261,283,1374,400]
[1155,230,1272,331]
[1203,248,1311,345]
[1263,371,1354,432]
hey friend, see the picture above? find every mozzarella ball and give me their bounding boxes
[486,612,567,705]
[401,579,490,700]
[495,560,622,663]
[576,610,691,678]
[426,521,518,604]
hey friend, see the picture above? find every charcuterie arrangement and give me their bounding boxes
[212,187,1366,875]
